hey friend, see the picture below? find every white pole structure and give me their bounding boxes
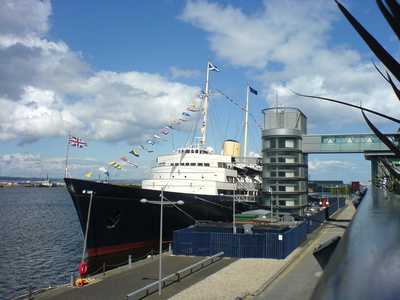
[64,133,71,178]
[233,181,236,234]
[200,61,211,146]
[243,85,250,158]
[270,187,273,220]
[158,188,164,296]
[81,190,94,263]
[336,185,339,211]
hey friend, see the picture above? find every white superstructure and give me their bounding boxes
[142,145,261,198]
[142,61,262,200]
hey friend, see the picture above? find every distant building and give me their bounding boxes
[308,180,344,193]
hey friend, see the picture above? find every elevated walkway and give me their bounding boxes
[302,133,399,154]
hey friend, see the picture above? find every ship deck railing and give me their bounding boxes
[126,251,224,299]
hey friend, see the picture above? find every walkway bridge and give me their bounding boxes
[302,133,399,154]
[302,133,400,180]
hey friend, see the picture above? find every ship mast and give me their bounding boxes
[243,85,250,158]
[200,61,211,147]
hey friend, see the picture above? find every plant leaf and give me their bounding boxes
[336,0,400,81]
[291,90,400,124]
[361,109,400,158]
[377,0,400,40]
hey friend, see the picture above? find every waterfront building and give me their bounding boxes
[261,107,308,215]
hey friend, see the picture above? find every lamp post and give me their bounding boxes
[336,185,339,211]
[269,187,273,220]
[140,193,184,296]
[233,178,237,234]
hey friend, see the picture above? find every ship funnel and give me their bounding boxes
[223,139,241,157]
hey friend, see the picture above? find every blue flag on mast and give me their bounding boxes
[249,86,258,95]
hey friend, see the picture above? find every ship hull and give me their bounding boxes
[64,178,254,273]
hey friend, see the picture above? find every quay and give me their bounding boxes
[32,199,355,300]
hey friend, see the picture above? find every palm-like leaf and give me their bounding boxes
[292,90,400,124]
[373,62,400,101]
[376,0,400,40]
[361,109,400,158]
[378,157,400,179]
[336,0,400,81]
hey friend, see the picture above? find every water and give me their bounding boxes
[0,187,83,300]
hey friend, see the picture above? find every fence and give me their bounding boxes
[305,210,326,233]
[172,222,307,259]
[173,198,347,260]
[326,197,346,216]
[305,197,346,233]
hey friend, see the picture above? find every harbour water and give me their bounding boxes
[0,187,83,300]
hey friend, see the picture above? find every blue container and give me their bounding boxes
[172,222,308,259]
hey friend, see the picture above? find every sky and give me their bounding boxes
[0,0,399,183]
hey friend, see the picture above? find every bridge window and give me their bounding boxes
[204,163,210,167]
[198,163,203,166]
[190,163,196,166]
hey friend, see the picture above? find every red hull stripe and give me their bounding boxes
[87,240,171,257]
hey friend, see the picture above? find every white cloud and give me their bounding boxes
[170,66,201,79]
[0,0,200,144]
[248,151,261,158]
[0,152,146,179]
[181,0,400,130]
[0,0,51,37]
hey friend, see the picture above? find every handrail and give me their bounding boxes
[126,251,224,299]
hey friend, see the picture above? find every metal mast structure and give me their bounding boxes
[200,61,211,147]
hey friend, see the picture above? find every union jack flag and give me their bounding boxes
[69,136,87,148]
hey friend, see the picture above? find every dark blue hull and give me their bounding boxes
[64,178,255,272]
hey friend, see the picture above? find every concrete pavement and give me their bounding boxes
[253,203,356,300]
[35,254,235,300]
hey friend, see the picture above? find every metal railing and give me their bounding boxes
[235,181,258,202]
[126,251,224,299]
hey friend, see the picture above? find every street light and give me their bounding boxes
[140,191,184,296]
[232,180,237,234]
[336,185,339,211]
[268,187,273,220]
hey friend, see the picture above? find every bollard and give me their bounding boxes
[168,243,172,253]
[103,262,106,276]
[28,285,32,300]
[70,272,75,287]
[128,255,132,268]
